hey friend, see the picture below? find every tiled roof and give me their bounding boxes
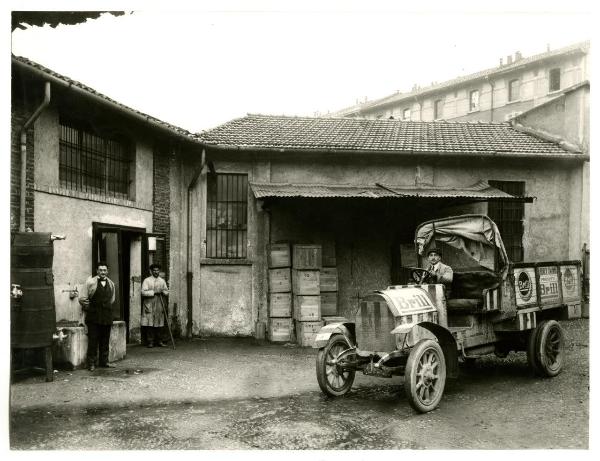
[200,114,579,157]
[12,55,200,143]
[250,180,524,200]
[335,41,590,116]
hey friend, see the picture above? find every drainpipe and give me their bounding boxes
[186,148,207,337]
[19,81,51,231]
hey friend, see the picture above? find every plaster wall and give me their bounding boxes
[269,156,578,262]
[34,192,152,324]
[170,156,268,337]
[31,103,156,325]
[364,53,587,122]
[33,105,155,205]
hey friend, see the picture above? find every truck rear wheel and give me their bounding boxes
[316,334,356,397]
[404,339,446,413]
[528,320,565,377]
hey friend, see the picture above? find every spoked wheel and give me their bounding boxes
[404,339,446,413]
[316,334,356,397]
[528,320,565,377]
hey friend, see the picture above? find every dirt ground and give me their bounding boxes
[9,318,589,449]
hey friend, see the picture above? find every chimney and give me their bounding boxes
[547,43,551,52]
[515,51,522,61]
[499,57,503,66]
[507,55,513,65]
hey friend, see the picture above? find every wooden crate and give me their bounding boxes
[269,292,292,317]
[268,318,294,342]
[322,241,336,267]
[296,320,323,347]
[322,316,348,325]
[292,244,322,269]
[293,295,321,321]
[320,292,338,316]
[269,268,291,293]
[268,243,291,268]
[320,267,338,292]
[292,270,320,295]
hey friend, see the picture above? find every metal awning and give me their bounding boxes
[250,180,534,202]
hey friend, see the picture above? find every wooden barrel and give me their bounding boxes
[11,233,56,348]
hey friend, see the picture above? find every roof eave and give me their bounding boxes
[349,44,589,113]
[12,57,203,146]
[203,143,587,161]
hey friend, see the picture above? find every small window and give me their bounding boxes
[59,119,133,199]
[206,173,248,259]
[469,90,480,111]
[402,108,411,121]
[508,79,520,102]
[549,68,561,92]
[433,99,444,119]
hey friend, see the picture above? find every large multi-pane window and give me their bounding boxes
[59,119,133,199]
[488,180,525,262]
[206,173,248,258]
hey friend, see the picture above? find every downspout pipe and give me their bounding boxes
[19,81,51,231]
[186,148,207,337]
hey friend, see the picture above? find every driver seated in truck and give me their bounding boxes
[424,248,453,291]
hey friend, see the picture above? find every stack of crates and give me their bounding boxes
[292,244,323,346]
[267,244,294,342]
[320,241,338,320]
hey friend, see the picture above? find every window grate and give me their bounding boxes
[488,180,525,262]
[206,173,248,258]
[59,121,132,200]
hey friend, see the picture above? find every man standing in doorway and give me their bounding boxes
[79,261,116,371]
[141,263,169,348]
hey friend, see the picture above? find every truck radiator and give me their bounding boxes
[355,298,397,352]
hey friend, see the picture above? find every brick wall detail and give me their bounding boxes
[11,106,35,232]
[153,147,172,274]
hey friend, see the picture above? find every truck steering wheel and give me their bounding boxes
[409,267,432,284]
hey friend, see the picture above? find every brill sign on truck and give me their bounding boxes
[313,214,582,412]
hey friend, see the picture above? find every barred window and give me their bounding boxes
[488,180,525,262]
[206,173,248,258]
[59,120,133,200]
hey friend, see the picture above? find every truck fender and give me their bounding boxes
[409,321,459,379]
[312,322,356,349]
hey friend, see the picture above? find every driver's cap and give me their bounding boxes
[427,248,442,256]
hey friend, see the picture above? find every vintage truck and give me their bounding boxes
[314,214,582,413]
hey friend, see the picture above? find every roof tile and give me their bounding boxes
[200,114,577,156]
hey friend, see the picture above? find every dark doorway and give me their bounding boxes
[92,223,146,343]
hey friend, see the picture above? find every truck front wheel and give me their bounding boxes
[316,334,356,397]
[404,339,447,413]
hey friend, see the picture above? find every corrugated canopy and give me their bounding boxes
[250,180,533,201]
